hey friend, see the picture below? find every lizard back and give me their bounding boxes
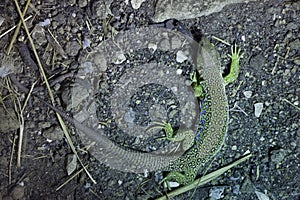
[165,38,229,172]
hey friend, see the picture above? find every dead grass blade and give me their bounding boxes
[156,153,252,200]
[6,0,31,54]
[13,0,96,184]
[0,16,32,40]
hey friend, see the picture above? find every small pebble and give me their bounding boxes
[32,25,47,45]
[176,69,183,75]
[78,0,88,8]
[259,136,265,141]
[43,126,64,141]
[243,91,252,98]
[209,186,225,199]
[66,154,77,175]
[84,182,91,189]
[176,50,188,63]
[118,180,123,185]
[231,145,237,151]
[255,190,270,200]
[148,43,157,52]
[167,181,179,188]
[254,103,263,117]
[65,40,81,57]
[112,52,126,64]
[290,142,296,147]
[38,18,51,26]
[131,0,146,9]
[67,0,76,6]
[82,38,90,49]
[241,35,246,42]
[270,149,286,164]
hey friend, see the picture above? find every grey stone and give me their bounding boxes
[153,0,268,22]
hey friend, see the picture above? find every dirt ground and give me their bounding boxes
[0,0,299,200]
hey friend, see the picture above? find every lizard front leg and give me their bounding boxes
[191,72,204,98]
[224,44,243,85]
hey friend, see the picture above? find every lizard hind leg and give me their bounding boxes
[151,122,195,151]
[146,121,176,139]
[159,169,197,186]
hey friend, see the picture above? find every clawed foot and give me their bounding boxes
[224,44,244,85]
[228,43,243,63]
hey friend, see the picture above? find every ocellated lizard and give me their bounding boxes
[157,38,242,185]
[13,37,242,185]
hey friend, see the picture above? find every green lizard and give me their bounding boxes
[155,38,243,185]
[13,37,242,185]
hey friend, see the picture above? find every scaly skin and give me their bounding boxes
[159,38,243,185]
[27,38,242,180]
